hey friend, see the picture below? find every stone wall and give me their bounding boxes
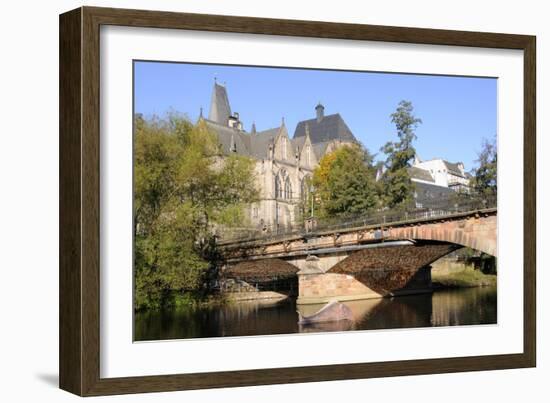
[389,214,497,256]
[297,267,433,305]
[221,277,298,302]
[297,272,382,304]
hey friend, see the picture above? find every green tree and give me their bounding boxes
[380,100,422,208]
[471,136,497,197]
[134,114,258,310]
[312,144,380,219]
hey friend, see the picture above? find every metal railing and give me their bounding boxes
[218,194,496,244]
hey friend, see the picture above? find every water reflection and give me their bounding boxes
[134,286,497,341]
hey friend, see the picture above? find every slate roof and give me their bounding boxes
[208,83,231,125]
[293,113,356,144]
[248,127,280,159]
[204,119,248,155]
[408,166,435,183]
[443,161,465,177]
[204,119,283,160]
[311,141,332,160]
[205,83,355,162]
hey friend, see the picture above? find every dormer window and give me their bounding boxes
[282,137,287,159]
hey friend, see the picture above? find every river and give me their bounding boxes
[134,286,497,341]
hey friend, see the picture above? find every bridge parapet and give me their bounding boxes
[220,207,497,262]
[218,196,496,244]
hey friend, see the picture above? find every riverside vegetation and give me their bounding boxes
[134,114,258,311]
[431,250,497,289]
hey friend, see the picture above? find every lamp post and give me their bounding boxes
[309,184,315,219]
[275,198,279,235]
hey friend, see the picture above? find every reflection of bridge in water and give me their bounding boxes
[134,286,497,340]
[219,198,497,305]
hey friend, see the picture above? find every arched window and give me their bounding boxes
[274,175,282,199]
[284,177,292,200]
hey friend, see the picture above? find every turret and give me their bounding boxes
[315,103,324,122]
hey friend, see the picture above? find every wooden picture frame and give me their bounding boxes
[59,6,536,396]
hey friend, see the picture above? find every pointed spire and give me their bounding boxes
[281,116,285,127]
[251,122,257,134]
[209,79,231,125]
[305,122,310,138]
[199,106,203,119]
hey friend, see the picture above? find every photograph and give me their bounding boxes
[132,61,498,341]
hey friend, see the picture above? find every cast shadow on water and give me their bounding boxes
[134,286,497,341]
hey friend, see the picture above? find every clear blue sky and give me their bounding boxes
[134,61,496,170]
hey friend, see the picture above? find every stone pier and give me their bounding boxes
[296,255,433,305]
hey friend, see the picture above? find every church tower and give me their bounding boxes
[209,81,232,125]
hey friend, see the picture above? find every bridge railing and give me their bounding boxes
[217,194,496,244]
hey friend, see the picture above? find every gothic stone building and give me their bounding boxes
[199,82,357,232]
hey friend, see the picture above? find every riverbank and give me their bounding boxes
[168,292,229,309]
[431,261,497,289]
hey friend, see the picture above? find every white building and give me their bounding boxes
[411,155,471,192]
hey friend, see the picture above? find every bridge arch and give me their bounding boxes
[224,258,299,282]
[326,243,458,294]
[222,258,299,297]
[387,213,497,256]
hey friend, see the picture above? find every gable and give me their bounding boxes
[274,126,291,161]
[297,135,316,167]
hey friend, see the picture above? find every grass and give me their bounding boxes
[432,265,497,289]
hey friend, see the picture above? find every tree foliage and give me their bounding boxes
[134,114,258,310]
[380,100,422,208]
[471,136,497,197]
[312,144,380,218]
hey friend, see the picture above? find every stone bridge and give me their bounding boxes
[219,208,497,304]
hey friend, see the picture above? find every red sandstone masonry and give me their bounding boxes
[222,211,497,262]
[388,215,496,256]
[299,273,378,300]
